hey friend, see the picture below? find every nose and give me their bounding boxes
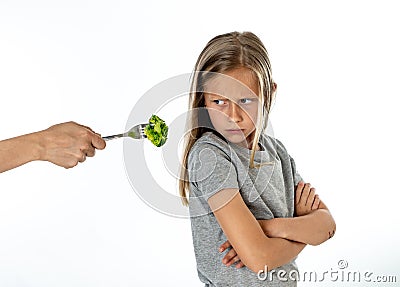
[227,102,243,123]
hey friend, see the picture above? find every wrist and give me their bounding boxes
[28,131,47,161]
[268,218,287,239]
[259,218,286,239]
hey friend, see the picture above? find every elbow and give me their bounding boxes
[309,212,337,246]
[248,259,288,275]
[245,260,272,275]
[247,261,282,275]
[246,260,269,275]
[323,211,336,243]
[241,248,285,274]
[328,218,337,240]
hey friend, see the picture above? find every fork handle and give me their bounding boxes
[102,134,125,141]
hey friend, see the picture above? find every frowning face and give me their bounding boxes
[204,67,260,149]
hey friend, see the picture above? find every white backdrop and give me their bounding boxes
[1,1,399,286]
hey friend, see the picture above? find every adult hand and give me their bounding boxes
[38,121,106,168]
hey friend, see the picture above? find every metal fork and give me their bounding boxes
[102,123,148,141]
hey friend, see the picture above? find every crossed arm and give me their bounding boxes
[208,182,336,272]
[258,182,336,246]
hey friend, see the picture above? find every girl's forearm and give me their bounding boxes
[255,237,306,272]
[258,210,336,246]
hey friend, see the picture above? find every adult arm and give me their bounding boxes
[209,188,306,273]
[0,121,106,173]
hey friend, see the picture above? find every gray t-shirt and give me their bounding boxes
[188,132,303,287]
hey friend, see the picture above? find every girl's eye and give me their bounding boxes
[239,98,254,104]
[212,99,226,105]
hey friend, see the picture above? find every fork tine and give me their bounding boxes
[102,122,150,141]
[140,127,147,138]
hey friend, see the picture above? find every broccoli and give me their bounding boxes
[143,114,168,147]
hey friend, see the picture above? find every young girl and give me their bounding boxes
[179,31,336,286]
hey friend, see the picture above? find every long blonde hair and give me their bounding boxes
[179,31,275,206]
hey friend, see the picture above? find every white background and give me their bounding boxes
[1,0,399,286]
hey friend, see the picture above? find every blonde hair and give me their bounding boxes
[179,31,275,206]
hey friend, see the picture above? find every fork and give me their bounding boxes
[102,123,148,141]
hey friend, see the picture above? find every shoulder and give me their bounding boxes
[189,132,232,161]
[262,134,290,155]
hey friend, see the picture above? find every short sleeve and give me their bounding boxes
[289,155,303,186]
[188,143,239,202]
[274,137,304,186]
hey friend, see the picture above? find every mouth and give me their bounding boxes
[225,129,245,134]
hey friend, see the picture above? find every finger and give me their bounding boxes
[91,134,106,150]
[235,261,245,269]
[74,123,105,150]
[76,123,95,133]
[219,240,231,253]
[78,153,86,163]
[312,194,320,210]
[73,149,87,163]
[299,183,311,206]
[295,181,304,204]
[226,255,240,267]
[222,248,237,264]
[85,146,96,157]
[63,158,79,169]
[305,187,316,208]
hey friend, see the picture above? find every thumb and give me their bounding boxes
[91,133,106,150]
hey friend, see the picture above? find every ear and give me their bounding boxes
[271,82,278,103]
[272,82,277,92]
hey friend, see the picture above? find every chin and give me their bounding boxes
[223,134,248,146]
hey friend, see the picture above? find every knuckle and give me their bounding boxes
[84,130,93,139]
[78,129,91,139]
[80,142,91,151]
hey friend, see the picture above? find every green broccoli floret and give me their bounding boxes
[144,114,168,147]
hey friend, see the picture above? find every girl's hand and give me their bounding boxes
[219,240,245,269]
[295,182,320,216]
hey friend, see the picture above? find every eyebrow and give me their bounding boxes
[205,93,226,99]
[206,93,258,100]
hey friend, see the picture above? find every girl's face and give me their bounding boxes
[204,67,260,149]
